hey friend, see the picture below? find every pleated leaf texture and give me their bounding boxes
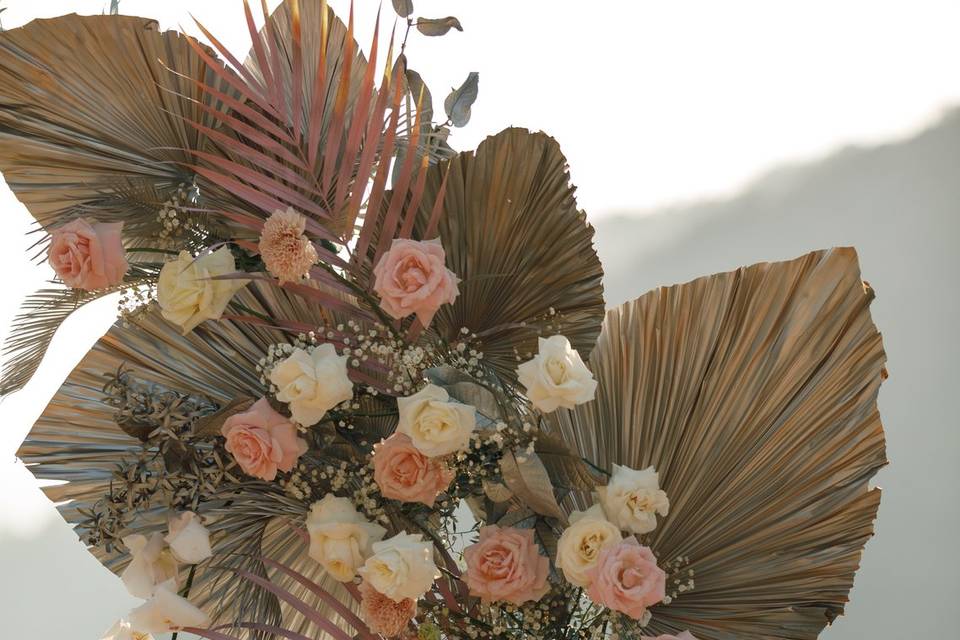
[545,247,887,639]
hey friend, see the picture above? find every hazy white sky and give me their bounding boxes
[2,0,959,214]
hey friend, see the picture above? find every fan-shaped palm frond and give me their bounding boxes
[544,247,886,639]
[0,13,231,227]
[384,127,606,383]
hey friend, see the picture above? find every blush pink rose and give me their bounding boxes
[372,238,459,328]
[221,398,308,481]
[586,537,666,620]
[641,633,698,640]
[47,217,128,290]
[463,525,550,605]
[373,433,454,507]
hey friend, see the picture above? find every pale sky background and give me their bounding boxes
[1,1,958,638]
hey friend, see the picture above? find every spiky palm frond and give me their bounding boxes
[545,247,887,639]
[0,265,161,395]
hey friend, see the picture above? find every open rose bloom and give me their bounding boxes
[464,525,550,605]
[47,217,128,290]
[586,538,666,620]
[221,398,308,481]
[373,433,454,506]
[373,238,459,328]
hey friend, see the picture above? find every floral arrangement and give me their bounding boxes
[0,2,888,640]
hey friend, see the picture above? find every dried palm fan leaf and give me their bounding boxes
[0,14,235,394]
[0,13,231,227]
[374,127,606,384]
[544,247,886,639]
[16,281,364,632]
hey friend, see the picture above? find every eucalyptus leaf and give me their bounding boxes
[191,395,256,438]
[405,67,434,123]
[109,0,120,15]
[497,506,538,528]
[535,432,602,492]
[424,366,502,426]
[444,71,479,127]
[500,450,564,520]
[416,16,463,37]
[391,0,414,18]
[483,480,513,503]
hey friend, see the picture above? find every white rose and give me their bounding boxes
[165,511,213,565]
[397,384,476,457]
[99,619,154,640]
[157,248,248,333]
[517,335,598,412]
[120,532,179,599]
[128,583,210,634]
[306,494,386,582]
[555,504,622,588]
[270,344,353,426]
[596,464,670,534]
[358,532,439,602]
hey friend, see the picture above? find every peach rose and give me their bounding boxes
[373,433,454,507]
[585,537,665,620]
[641,633,698,640]
[463,525,550,605]
[372,238,459,328]
[221,398,307,481]
[48,217,128,290]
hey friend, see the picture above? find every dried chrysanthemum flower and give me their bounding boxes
[258,207,318,283]
[358,580,417,637]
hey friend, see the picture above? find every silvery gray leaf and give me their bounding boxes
[424,365,502,426]
[500,450,564,520]
[405,67,433,123]
[444,71,479,127]
[416,16,463,37]
[391,0,414,18]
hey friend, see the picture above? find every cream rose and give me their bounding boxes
[157,248,248,334]
[555,504,623,588]
[517,335,597,412]
[128,583,210,634]
[397,384,476,457]
[164,511,213,565]
[596,465,669,534]
[120,533,179,599]
[269,344,353,426]
[358,532,439,602]
[306,494,386,582]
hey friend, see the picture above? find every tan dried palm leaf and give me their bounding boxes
[16,281,359,632]
[544,247,887,639]
[393,127,606,383]
[0,14,230,227]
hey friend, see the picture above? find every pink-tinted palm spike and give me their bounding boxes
[306,0,331,173]
[424,161,452,239]
[332,5,382,229]
[290,0,304,147]
[243,0,279,111]
[320,1,356,198]
[373,87,425,259]
[189,14,271,111]
[182,101,305,167]
[230,568,356,640]
[344,27,398,247]
[352,61,405,275]
[182,32,279,124]
[163,63,294,145]
[258,0,285,111]
[398,124,431,238]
